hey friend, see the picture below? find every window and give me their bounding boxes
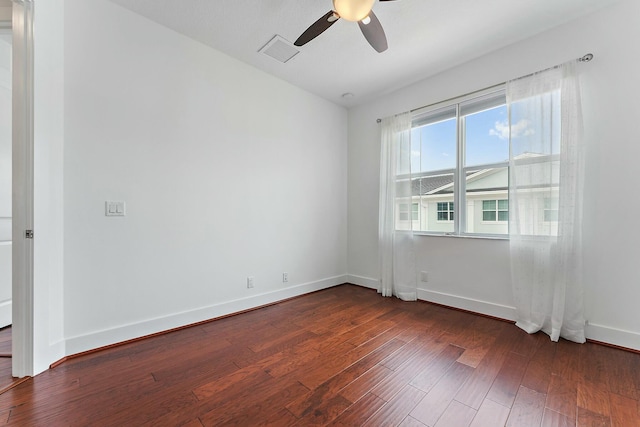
[482,200,508,222]
[399,203,419,221]
[544,198,559,222]
[405,88,509,235]
[437,202,454,221]
[393,79,565,238]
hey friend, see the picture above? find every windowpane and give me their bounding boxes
[483,200,496,210]
[465,168,508,234]
[465,104,509,167]
[483,211,496,221]
[412,106,457,173]
[398,203,409,221]
[544,210,559,222]
[510,90,561,157]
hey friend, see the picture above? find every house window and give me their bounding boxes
[399,203,419,221]
[544,198,559,222]
[407,88,508,235]
[482,199,508,222]
[437,202,454,221]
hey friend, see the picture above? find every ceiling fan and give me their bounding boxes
[294,0,398,53]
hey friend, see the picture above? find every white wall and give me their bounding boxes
[62,0,348,354]
[347,0,640,349]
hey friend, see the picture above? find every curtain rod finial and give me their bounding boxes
[579,53,593,62]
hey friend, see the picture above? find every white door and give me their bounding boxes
[0,29,11,329]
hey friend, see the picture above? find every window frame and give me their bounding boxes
[407,86,509,238]
[398,202,419,222]
[543,197,559,223]
[436,201,454,222]
[481,199,509,223]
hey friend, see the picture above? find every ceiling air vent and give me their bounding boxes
[259,35,300,64]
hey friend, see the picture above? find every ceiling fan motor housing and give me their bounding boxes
[333,0,376,21]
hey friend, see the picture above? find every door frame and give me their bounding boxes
[11,0,34,378]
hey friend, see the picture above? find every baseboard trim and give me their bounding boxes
[417,288,517,322]
[58,276,640,365]
[63,275,347,358]
[0,376,30,396]
[586,322,640,352]
[346,274,379,290]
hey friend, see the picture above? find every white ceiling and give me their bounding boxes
[108,0,619,107]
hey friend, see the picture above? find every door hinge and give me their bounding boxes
[25,230,34,239]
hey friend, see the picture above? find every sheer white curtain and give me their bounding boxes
[508,61,585,343]
[378,112,417,301]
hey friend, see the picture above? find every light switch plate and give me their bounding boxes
[105,201,126,216]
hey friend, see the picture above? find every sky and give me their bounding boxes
[410,96,560,174]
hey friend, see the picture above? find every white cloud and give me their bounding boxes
[489,119,534,140]
[441,152,449,157]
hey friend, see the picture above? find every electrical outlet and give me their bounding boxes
[247,276,254,288]
[420,271,429,282]
[282,272,289,283]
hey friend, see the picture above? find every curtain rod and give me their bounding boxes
[376,53,594,123]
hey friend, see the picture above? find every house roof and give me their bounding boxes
[408,169,508,197]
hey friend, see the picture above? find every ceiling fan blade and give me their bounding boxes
[378,0,399,2]
[358,11,388,53]
[294,11,340,47]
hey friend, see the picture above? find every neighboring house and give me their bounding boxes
[397,157,560,236]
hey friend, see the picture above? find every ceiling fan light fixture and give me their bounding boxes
[361,15,371,25]
[332,0,375,22]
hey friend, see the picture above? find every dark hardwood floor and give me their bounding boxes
[0,284,637,426]
[0,327,13,393]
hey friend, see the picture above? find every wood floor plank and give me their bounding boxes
[409,344,465,393]
[399,416,428,426]
[505,386,546,427]
[450,316,506,368]
[609,392,640,427]
[286,337,406,418]
[546,373,578,419]
[296,327,408,390]
[605,347,640,401]
[434,400,477,427]
[325,392,387,426]
[521,338,557,393]
[540,408,574,427]
[363,384,426,427]
[454,326,524,410]
[409,362,474,426]
[469,398,511,427]
[293,394,353,426]
[379,332,442,372]
[200,381,307,426]
[339,364,394,404]
[576,407,611,427]
[577,379,611,417]
[0,285,638,426]
[485,351,529,408]
[370,338,450,402]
